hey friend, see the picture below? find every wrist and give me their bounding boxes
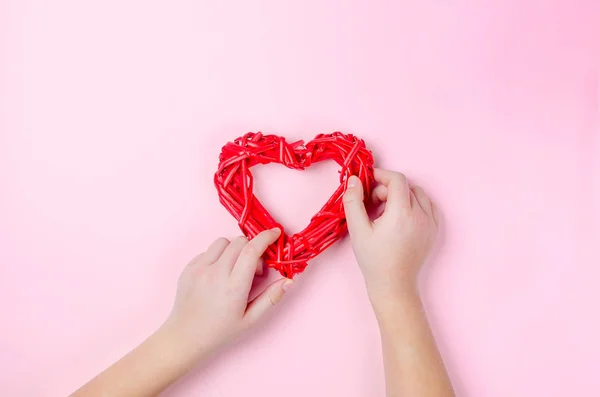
[153,320,210,375]
[369,285,423,326]
[366,272,419,306]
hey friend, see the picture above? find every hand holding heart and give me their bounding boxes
[343,169,439,319]
[69,161,445,397]
[163,129,439,365]
[162,228,292,369]
[70,127,446,396]
[161,166,439,369]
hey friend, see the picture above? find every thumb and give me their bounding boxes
[244,278,292,326]
[343,175,371,239]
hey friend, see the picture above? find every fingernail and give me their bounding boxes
[282,279,293,292]
[348,175,359,188]
[270,227,281,235]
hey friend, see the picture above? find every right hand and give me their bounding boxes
[342,169,439,315]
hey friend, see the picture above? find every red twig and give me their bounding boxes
[214,132,375,278]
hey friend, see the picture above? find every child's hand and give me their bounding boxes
[343,169,439,316]
[70,230,292,397]
[162,229,292,368]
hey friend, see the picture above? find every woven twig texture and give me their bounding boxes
[215,132,374,278]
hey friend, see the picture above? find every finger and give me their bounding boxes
[411,185,433,216]
[185,237,231,270]
[343,175,371,239]
[231,228,281,284]
[204,237,230,265]
[217,236,248,274]
[244,278,291,326]
[373,169,411,210]
[184,252,205,272]
[431,201,440,225]
[370,184,388,206]
[410,190,418,210]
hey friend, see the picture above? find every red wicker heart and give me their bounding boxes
[214,132,374,278]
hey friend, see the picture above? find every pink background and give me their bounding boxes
[1,1,599,396]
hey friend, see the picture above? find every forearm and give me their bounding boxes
[70,324,196,397]
[376,291,454,397]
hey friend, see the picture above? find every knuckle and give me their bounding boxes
[190,252,205,265]
[343,191,359,204]
[241,243,257,258]
[215,237,230,245]
[414,187,428,200]
[232,236,248,246]
[393,172,407,183]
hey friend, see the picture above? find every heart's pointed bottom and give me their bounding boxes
[266,260,308,279]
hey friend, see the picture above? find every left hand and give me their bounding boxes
[162,228,292,368]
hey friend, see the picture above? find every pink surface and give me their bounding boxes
[1,1,599,396]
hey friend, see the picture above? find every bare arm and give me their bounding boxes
[343,169,454,397]
[70,325,194,397]
[70,229,291,397]
[377,291,454,397]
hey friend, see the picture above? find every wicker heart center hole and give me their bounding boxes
[251,161,341,235]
